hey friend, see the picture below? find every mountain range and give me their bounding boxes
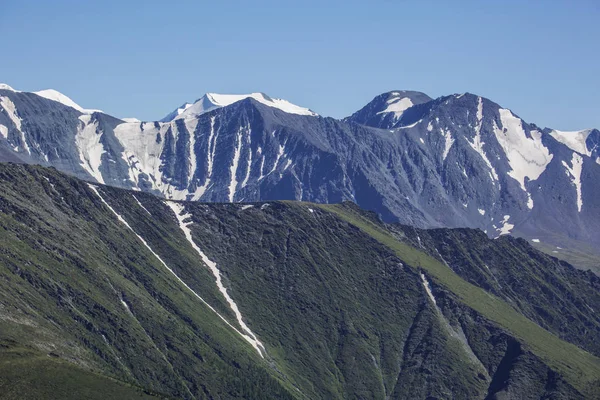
[0,84,598,273]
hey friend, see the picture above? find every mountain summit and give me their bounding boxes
[160,92,317,122]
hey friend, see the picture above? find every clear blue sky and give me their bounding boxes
[1,0,598,130]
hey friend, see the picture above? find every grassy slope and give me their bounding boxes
[315,203,600,393]
[0,346,161,400]
[0,165,297,399]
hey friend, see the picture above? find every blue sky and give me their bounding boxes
[1,0,598,129]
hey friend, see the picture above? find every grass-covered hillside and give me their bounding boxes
[0,163,598,399]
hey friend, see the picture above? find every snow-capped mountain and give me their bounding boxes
[160,92,317,122]
[1,84,599,267]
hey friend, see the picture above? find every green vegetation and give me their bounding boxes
[0,345,161,399]
[316,202,600,393]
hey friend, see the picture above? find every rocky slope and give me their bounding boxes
[0,85,599,269]
[0,163,598,399]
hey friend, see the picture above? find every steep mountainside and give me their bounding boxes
[0,163,599,399]
[0,85,599,268]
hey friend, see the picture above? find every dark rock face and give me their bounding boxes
[1,88,599,265]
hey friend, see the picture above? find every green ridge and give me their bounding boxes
[315,203,600,393]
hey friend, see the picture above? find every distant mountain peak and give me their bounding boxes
[346,90,432,129]
[160,92,317,122]
[0,83,17,91]
[33,89,103,115]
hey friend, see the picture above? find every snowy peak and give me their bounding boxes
[346,90,432,129]
[548,128,599,159]
[159,102,193,122]
[33,89,103,115]
[0,83,16,92]
[163,92,318,121]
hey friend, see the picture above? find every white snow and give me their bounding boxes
[427,121,433,132]
[88,184,261,357]
[34,89,102,114]
[176,92,317,120]
[494,109,553,209]
[185,118,199,186]
[241,124,253,188]
[0,83,16,91]
[497,215,514,236]
[419,138,425,144]
[240,204,254,211]
[308,208,314,213]
[228,126,243,202]
[478,208,486,216]
[531,239,540,243]
[420,273,437,306]
[167,202,265,357]
[121,117,141,123]
[549,129,593,157]
[132,194,151,215]
[440,128,455,161]
[76,115,106,184]
[467,97,499,182]
[377,96,413,120]
[0,96,22,133]
[562,152,584,212]
[196,116,219,199]
[0,124,7,139]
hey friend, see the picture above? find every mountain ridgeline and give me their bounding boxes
[1,86,599,269]
[0,163,599,399]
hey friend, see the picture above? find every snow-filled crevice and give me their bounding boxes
[562,153,584,212]
[87,184,263,358]
[167,201,265,358]
[228,125,244,202]
[420,272,488,375]
[132,194,151,215]
[195,116,218,200]
[467,97,498,183]
[77,115,106,184]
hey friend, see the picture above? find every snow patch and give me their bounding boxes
[420,273,437,306]
[167,201,265,357]
[228,126,244,202]
[497,215,514,236]
[562,152,584,212]
[440,128,455,161]
[241,204,254,211]
[531,239,540,243]
[377,96,413,120]
[494,109,553,208]
[76,115,105,184]
[478,208,485,216]
[549,129,593,157]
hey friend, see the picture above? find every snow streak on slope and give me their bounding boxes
[241,124,253,188]
[494,109,553,209]
[228,126,243,202]
[562,153,584,212]
[549,129,593,157]
[34,89,102,114]
[0,96,30,153]
[195,116,218,200]
[420,273,437,306]
[87,184,262,357]
[467,97,498,182]
[167,201,265,358]
[440,128,455,161]
[76,115,106,184]
[177,92,317,120]
[185,118,199,186]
